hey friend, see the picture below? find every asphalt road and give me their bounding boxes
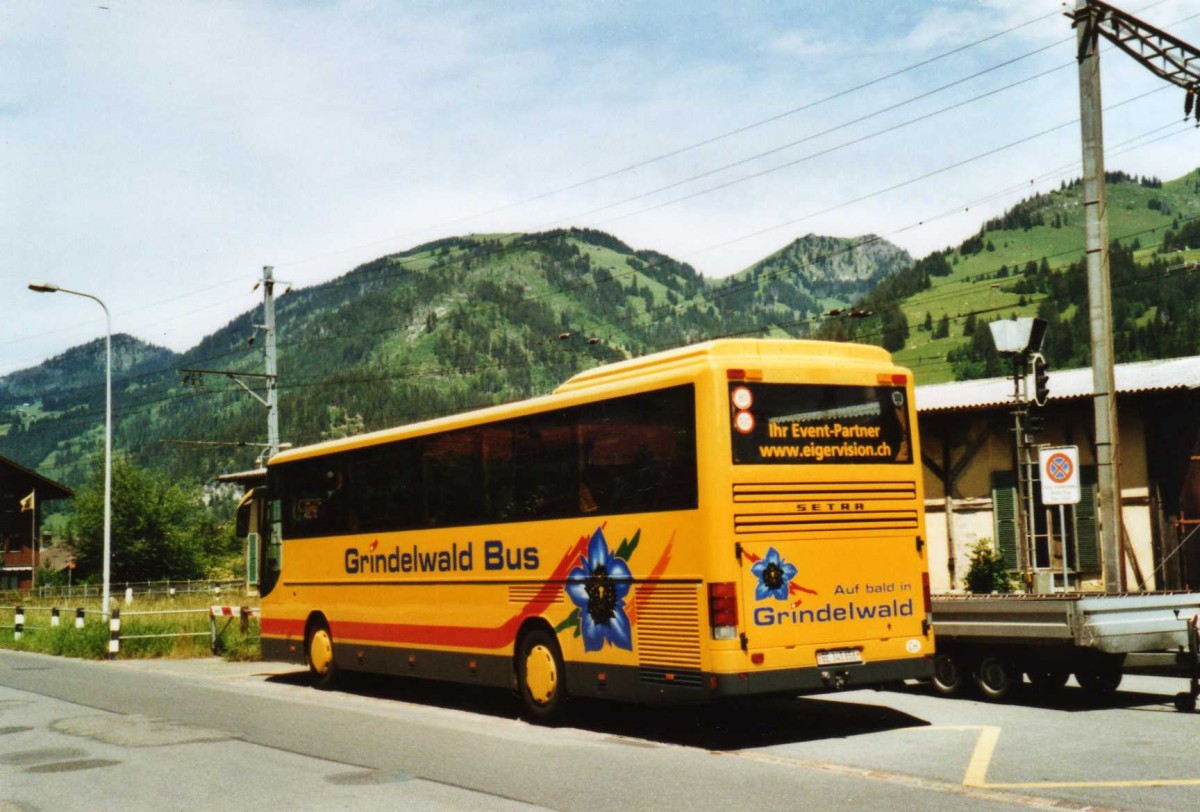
[1,650,1198,811]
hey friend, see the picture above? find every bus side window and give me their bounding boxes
[513,416,575,519]
[576,386,697,515]
[482,427,517,520]
[422,428,485,526]
[348,444,419,533]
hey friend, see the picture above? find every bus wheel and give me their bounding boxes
[976,655,1021,701]
[307,620,337,691]
[517,629,566,724]
[931,653,967,697]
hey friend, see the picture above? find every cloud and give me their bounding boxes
[766,28,852,59]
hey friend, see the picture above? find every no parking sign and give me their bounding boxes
[1039,446,1081,505]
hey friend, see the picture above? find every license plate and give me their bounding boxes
[817,649,862,666]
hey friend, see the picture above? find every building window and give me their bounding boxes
[991,468,1099,574]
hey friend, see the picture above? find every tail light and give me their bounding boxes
[921,572,932,615]
[708,582,738,640]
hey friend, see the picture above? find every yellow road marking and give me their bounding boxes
[924,725,1200,790]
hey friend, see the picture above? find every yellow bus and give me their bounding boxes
[247,338,933,721]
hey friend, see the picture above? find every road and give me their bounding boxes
[1,649,1197,811]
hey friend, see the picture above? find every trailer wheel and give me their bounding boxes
[931,653,967,697]
[1075,661,1122,696]
[1027,667,1070,695]
[976,655,1021,701]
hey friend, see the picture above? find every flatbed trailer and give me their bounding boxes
[930,592,1200,711]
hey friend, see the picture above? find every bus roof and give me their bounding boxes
[268,338,896,466]
[554,338,892,394]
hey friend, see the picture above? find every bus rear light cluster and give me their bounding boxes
[708,582,738,640]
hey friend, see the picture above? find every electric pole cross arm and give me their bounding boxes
[177,265,287,463]
[1070,0,1200,120]
[179,367,276,409]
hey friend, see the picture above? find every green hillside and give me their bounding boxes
[7,166,1200,492]
[820,170,1200,382]
[0,229,908,487]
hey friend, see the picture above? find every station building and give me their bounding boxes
[916,356,1200,594]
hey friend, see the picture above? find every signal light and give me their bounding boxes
[708,582,738,640]
[1030,353,1050,407]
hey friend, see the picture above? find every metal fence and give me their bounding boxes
[11,579,249,602]
[0,603,259,657]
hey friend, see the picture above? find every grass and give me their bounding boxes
[0,593,261,662]
[888,177,1200,385]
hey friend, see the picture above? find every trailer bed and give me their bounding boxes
[931,592,1200,654]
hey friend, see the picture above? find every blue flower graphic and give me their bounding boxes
[566,527,633,652]
[752,547,798,601]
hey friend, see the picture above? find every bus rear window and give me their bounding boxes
[729,383,912,465]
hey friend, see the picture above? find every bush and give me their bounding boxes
[965,538,1014,594]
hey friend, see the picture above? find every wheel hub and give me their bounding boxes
[525,644,558,705]
[310,629,333,675]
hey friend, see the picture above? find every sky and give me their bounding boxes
[4,0,1200,376]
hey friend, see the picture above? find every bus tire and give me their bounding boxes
[976,655,1021,701]
[931,652,967,697]
[517,628,566,724]
[307,619,337,691]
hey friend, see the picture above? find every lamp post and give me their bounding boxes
[989,317,1050,590]
[28,282,112,617]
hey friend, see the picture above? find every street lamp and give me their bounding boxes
[28,282,113,617]
[988,316,1047,357]
[988,316,1048,591]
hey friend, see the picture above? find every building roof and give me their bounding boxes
[0,454,73,501]
[915,355,1200,413]
[214,468,266,487]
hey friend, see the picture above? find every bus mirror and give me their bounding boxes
[235,502,251,538]
[246,532,260,587]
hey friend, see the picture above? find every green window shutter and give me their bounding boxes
[991,471,1019,570]
[1075,467,1099,572]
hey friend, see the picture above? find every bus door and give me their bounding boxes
[236,487,280,596]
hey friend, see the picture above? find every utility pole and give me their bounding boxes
[1068,0,1200,592]
[178,265,286,465]
[261,265,280,461]
[1072,0,1123,592]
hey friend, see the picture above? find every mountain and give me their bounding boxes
[9,164,1200,491]
[0,334,176,406]
[0,336,179,481]
[746,234,912,298]
[0,228,908,487]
